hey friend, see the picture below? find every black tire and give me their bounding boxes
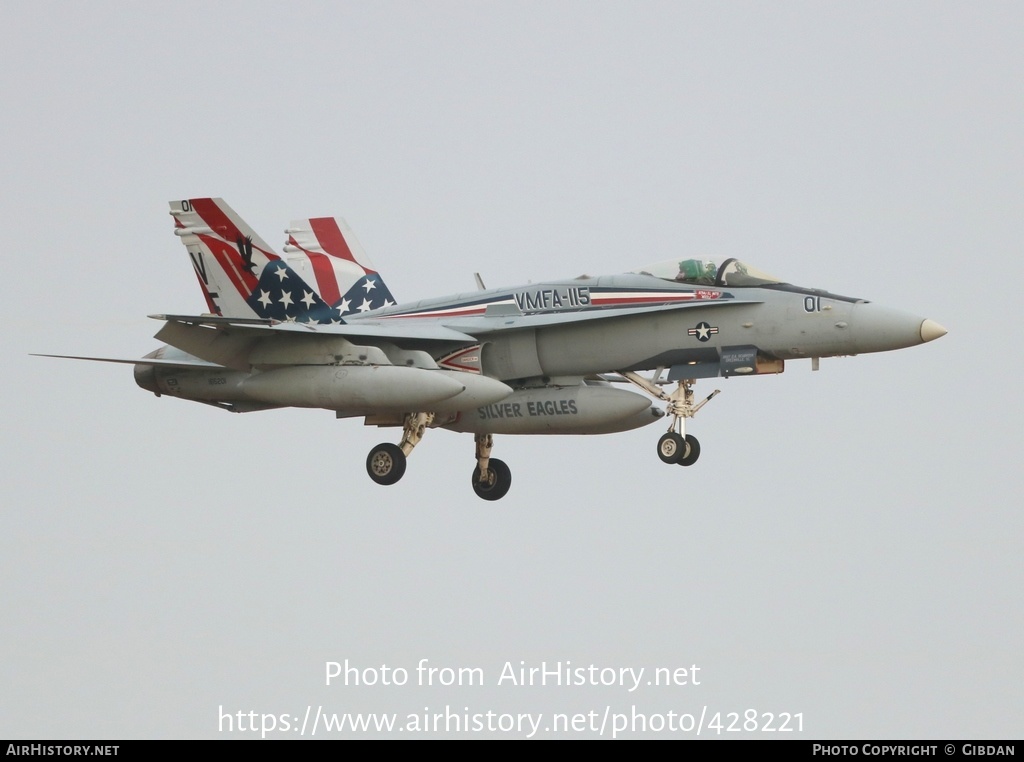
[678,435,701,466]
[657,432,686,464]
[366,443,407,485]
[472,458,512,501]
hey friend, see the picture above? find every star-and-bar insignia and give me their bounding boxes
[688,321,719,342]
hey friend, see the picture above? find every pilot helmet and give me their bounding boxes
[677,259,716,282]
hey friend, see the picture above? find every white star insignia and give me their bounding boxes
[301,290,316,308]
[338,298,351,314]
[362,278,376,292]
[274,265,289,281]
[382,299,393,308]
[257,290,273,308]
[280,290,294,308]
[358,298,373,312]
[697,325,710,340]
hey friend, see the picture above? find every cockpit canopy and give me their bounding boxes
[632,258,783,287]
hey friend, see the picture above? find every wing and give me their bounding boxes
[147,314,476,370]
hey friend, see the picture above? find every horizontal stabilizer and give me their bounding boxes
[31,353,226,369]
[150,313,276,326]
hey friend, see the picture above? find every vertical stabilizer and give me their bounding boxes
[284,217,396,317]
[169,198,337,323]
[170,198,282,318]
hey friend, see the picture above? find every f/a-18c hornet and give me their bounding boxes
[40,198,946,500]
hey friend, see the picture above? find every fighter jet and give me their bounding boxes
[40,198,947,501]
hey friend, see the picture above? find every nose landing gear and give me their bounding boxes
[619,371,718,468]
[657,431,701,466]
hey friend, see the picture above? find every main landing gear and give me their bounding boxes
[619,371,719,468]
[365,414,513,501]
[471,433,512,501]
[366,442,406,485]
[366,411,432,487]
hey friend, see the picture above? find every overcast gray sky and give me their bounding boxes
[2,1,1020,739]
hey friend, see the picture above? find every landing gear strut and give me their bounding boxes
[471,433,512,501]
[365,412,434,486]
[620,372,719,467]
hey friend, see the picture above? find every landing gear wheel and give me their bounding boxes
[678,435,701,466]
[657,432,686,464]
[471,458,512,501]
[366,443,407,485]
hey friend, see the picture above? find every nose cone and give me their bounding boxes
[920,319,947,343]
[850,303,946,354]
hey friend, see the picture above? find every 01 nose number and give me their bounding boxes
[804,296,822,313]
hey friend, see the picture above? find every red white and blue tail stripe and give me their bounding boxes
[283,217,395,317]
[170,198,281,318]
[170,200,395,324]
